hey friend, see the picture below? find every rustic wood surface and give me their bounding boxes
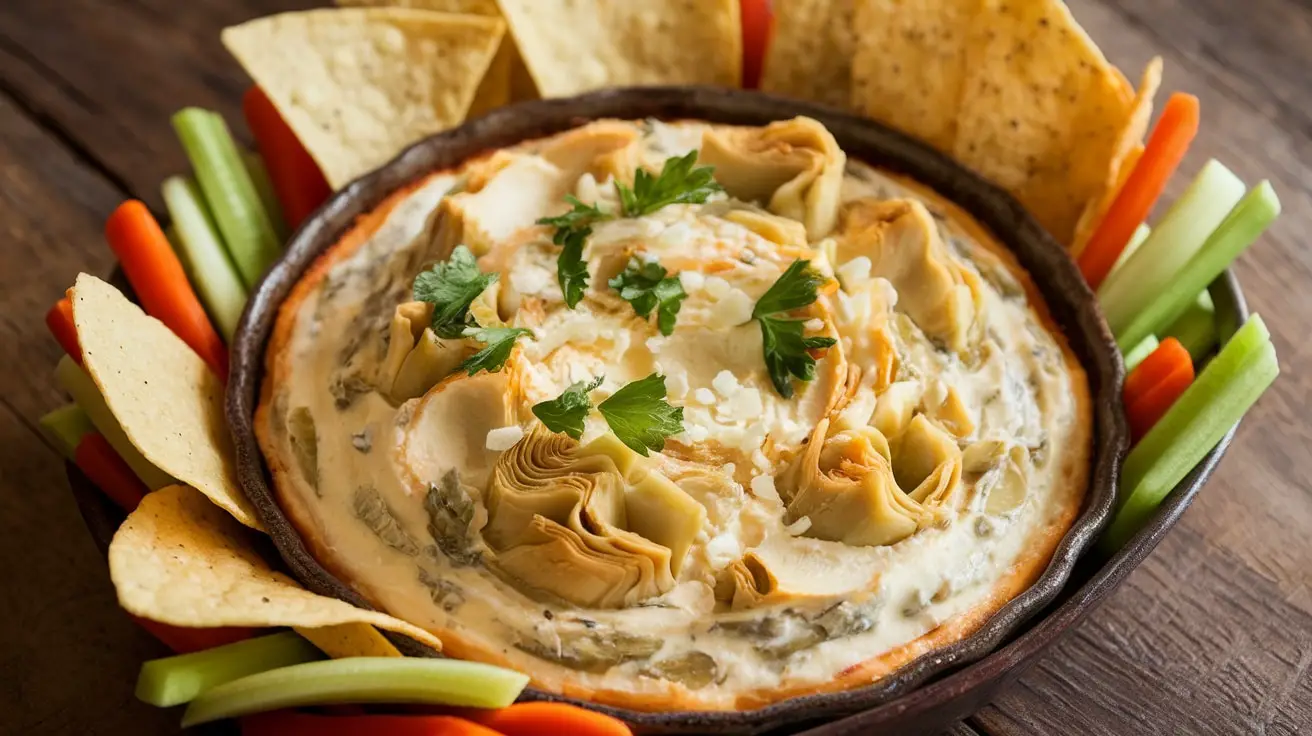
[0,1,1307,734]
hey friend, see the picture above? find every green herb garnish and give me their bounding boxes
[753,260,837,398]
[617,151,723,218]
[608,257,688,336]
[531,376,604,439]
[537,196,611,310]
[413,245,498,338]
[459,326,533,376]
[597,373,684,456]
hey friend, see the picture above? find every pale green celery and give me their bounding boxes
[241,149,288,242]
[162,175,249,340]
[1164,291,1217,363]
[137,632,321,708]
[1116,182,1280,353]
[55,355,174,489]
[39,404,95,460]
[172,108,282,289]
[1100,161,1245,334]
[1102,316,1278,551]
[1105,223,1151,283]
[1122,335,1160,372]
[182,657,529,726]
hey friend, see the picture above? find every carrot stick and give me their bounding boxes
[1123,337,1192,402]
[73,432,147,511]
[45,297,82,364]
[104,200,229,380]
[131,615,258,655]
[1077,93,1200,289]
[465,702,634,736]
[242,87,331,231]
[1126,360,1194,443]
[240,711,503,736]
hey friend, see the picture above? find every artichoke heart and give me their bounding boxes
[483,428,706,609]
[722,208,809,248]
[698,117,846,240]
[716,534,880,611]
[835,198,982,353]
[891,414,964,508]
[778,420,934,548]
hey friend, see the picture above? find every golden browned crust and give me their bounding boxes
[255,144,1093,712]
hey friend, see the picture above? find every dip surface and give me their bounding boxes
[257,118,1091,710]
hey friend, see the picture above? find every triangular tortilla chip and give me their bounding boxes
[110,485,442,651]
[71,273,260,529]
[761,0,859,110]
[851,0,976,153]
[496,0,742,98]
[222,8,505,188]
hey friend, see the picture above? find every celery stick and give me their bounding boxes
[172,108,282,289]
[39,404,95,460]
[241,149,288,242]
[1116,182,1280,353]
[1099,161,1245,335]
[1164,291,1217,363]
[1105,223,1151,283]
[1122,335,1159,372]
[181,657,529,726]
[137,632,321,708]
[55,355,174,490]
[162,176,249,340]
[1102,316,1278,550]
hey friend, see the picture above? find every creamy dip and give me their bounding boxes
[257,118,1091,710]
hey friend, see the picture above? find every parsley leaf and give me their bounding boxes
[460,326,533,376]
[556,228,590,309]
[412,245,499,338]
[608,257,688,336]
[753,259,837,397]
[537,195,610,241]
[597,373,685,456]
[532,375,604,439]
[752,259,830,319]
[757,316,837,398]
[617,151,724,218]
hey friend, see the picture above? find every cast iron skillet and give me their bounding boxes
[223,87,1127,734]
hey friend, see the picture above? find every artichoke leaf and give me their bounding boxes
[516,625,662,674]
[722,208,809,248]
[716,533,880,610]
[641,651,718,689]
[622,467,706,577]
[390,327,471,403]
[354,486,421,556]
[871,380,923,439]
[438,155,571,255]
[538,121,640,182]
[982,445,1032,516]
[379,301,434,397]
[698,117,846,239]
[285,406,319,492]
[892,415,963,508]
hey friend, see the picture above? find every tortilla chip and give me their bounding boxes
[762,0,858,109]
[1071,58,1163,254]
[110,485,443,651]
[851,0,976,153]
[71,274,260,529]
[295,623,403,658]
[467,35,514,118]
[337,0,498,11]
[953,0,1140,243]
[222,9,505,188]
[496,0,742,98]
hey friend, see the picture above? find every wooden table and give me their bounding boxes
[1,1,1308,734]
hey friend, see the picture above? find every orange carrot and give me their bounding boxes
[1123,337,1192,401]
[1077,93,1200,289]
[73,432,147,511]
[465,702,634,736]
[1126,360,1195,442]
[104,200,229,380]
[243,87,331,231]
[130,615,258,655]
[46,297,82,364]
[241,711,503,736]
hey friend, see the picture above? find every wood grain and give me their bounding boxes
[0,0,1308,734]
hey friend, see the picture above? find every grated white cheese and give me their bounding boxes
[713,289,756,328]
[679,270,706,292]
[711,369,740,396]
[750,474,779,501]
[693,388,716,404]
[485,425,524,451]
[703,276,732,300]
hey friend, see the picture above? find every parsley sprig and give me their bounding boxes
[753,260,837,398]
[617,151,723,217]
[412,245,497,338]
[537,196,611,310]
[531,376,604,439]
[598,374,685,456]
[533,373,684,455]
[608,257,687,336]
[459,326,533,376]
